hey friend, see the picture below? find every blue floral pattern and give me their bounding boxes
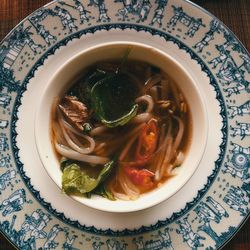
[0,0,249,249]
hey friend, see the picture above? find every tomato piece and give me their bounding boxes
[124,166,154,188]
[135,119,158,161]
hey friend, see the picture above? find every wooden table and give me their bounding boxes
[0,0,249,249]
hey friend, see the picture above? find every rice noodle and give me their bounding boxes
[170,80,182,108]
[123,174,140,193]
[174,151,185,166]
[131,113,152,124]
[143,75,162,94]
[159,135,173,179]
[52,122,66,145]
[109,123,143,145]
[110,184,130,200]
[68,130,95,154]
[94,142,106,152]
[119,135,138,161]
[158,117,184,179]
[149,86,158,102]
[172,116,184,154]
[59,118,95,154]
[55,143,109,165]
[94,124,147,158]
[62,119,91,138]
[63,121,95,150]
[165,164,174,176]
[118,172,139,199]
[135,95,154,113]
[119,123,146,161]
[150,85,166,104]
[160,79,169,100]
[154,121,172,181]
[149,124,166,173]
[90,126,108,136]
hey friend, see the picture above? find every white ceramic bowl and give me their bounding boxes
[35,42,208,213]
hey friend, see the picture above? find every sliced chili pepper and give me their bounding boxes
[124,165,154,188]
[135,119,158,161]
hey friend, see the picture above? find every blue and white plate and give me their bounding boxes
[0,0,249,249]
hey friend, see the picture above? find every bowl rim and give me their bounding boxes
[34,41,208,213]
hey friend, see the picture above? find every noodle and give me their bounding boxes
[90,126,108,136]
[131,113,152,124]
[135,95,154,113]
[172,116,185,155]
[51,58,191,200]
[55,143,109,164]
[58,118,95,154]
[154,121,172,181]
[119,123,146,161]
[142,75,162,94]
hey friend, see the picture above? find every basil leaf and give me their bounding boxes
[62,164,96,194]
[97,159,115,183]
[91,72,138,127]
[91,184,116,201]
[61,160,116,196]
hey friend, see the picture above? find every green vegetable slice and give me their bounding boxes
[91,184,116,201]
[62,160,115,195]
[91,72,138,127]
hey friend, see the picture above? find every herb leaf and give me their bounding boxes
[91,184,116,200]
[62,160,116,195]
[91,72,138,127]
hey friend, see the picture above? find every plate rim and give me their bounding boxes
[0,0,249,249]
[11,23,228,235]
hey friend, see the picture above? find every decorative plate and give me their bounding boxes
[0,0,249,249]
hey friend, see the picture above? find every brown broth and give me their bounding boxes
[51,59,192,198]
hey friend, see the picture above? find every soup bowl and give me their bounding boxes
[35,42,208,213]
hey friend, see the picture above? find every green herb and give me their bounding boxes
[94,184,116,200]
[60,157,75,171]
[91,72,138,127]
[68,48,138,128]
[62,159,116,195]
[117,46,132,73]
[82,123,92,133]
[62,164,96,194]
[87,183,116,200]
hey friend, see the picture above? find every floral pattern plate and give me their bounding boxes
[0,0,249,249]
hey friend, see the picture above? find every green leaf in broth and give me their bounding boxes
[62,164,96,194]
[100,105,138,128]
[91,184,116,200]
[97,158,115,182]
[68,69,107,103]
[87,69,107,88]
[91,72,138,127]
[117,46,132,73]
[62,160,116,195]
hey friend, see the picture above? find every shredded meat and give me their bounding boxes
[59,96,88,130]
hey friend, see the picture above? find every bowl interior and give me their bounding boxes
[35,42,208,213]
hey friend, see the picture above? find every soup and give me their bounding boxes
[51,50,192,201]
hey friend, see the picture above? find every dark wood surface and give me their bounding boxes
[0,0,249,249]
